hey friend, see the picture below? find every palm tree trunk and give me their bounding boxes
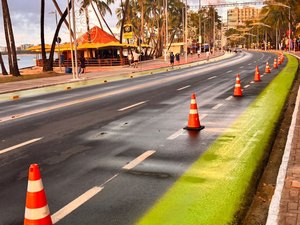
[44,0,72,71]
[1,0,20,76]
[90,1,103,29]
[120,0,130,43]
[99,12,116,38]
[0,52,8,75]
[52,0,75,39]
[40,0,48,72]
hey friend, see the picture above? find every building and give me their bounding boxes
[227,6,261,29]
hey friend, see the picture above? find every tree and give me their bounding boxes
[1,0,20,76]
[41,0,72,72]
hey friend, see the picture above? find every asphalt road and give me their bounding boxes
[0,51,285,225]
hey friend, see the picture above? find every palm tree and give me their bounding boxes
[1,0,20,76]
[79,0,115,37]
[41,0,72,71]
[0,52,8,75]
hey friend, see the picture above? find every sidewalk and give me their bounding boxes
[0,51,226,95]
[267,51,300,225]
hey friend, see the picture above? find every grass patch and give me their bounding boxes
[0,71,63,83]
[136,54,298,225]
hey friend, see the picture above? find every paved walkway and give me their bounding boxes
[267,51,300,225]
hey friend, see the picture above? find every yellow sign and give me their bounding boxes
[123,24,133,39]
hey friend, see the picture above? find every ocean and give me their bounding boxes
[1,53,58,73]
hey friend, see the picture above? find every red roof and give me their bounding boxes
[77,26,119,44]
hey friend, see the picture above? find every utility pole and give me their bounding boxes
[185,0,188,62]
[71,0,79,79]
[199,0,201,48]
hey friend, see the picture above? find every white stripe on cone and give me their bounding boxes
[189,109,198,114]
[191,99,196,104]
[25,205,50,220]
[27,179,44,192]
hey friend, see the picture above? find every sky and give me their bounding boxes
[0,0,262,47]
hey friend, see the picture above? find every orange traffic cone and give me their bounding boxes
[265,62,271,73]
[233,74,243,97]
[184,93,205,131]
[24,164,53,225]
[278,56,282,65]
[273,58,278,69]
[254,66,261,82]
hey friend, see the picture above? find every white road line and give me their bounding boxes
[52,186,103,224]
[167,129,185,140]
[244,85,250,88]
[226,70,232,74]
[240,66,244,68]
[261,75,264,77]
[208,76,217,80]
[0,138,43,155]
[123,150,156,170]
[250,81,255,84]
[118,101,148,112]
[248,63,252,65]
[212,103,223,110]
[225,96,233,101]
[177,85,191,91]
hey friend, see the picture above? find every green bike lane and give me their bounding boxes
[135,54,299,225]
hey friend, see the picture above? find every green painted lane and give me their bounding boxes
[136,54,298,225]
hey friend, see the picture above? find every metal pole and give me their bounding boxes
[67,0,75,80]
[199,0,201,46]
[55,11,62,72]
[71,0,79,79]
[213,8,215,54]
[185,0,188,62]
[289,7,291,51]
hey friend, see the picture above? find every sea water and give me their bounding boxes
[1,54,36,71]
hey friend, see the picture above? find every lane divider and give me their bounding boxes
[52,186,103,224]
[177,85,191,91]
[118,101,148,112]
[208,76,217,80]
[0,137,43,155]
[244,85,250,89]
[52,150,156,223]
[123,150,156,170]
[212,103,223,110]
[225,96,233,101]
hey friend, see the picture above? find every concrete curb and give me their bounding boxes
[266,52,300,225]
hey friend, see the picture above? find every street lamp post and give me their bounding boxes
[49,10,62,72]
[185,0,188,62]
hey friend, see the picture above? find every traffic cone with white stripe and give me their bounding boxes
[278,56,282,65]
[265,62,271,73]
[273,58,278,69]
[254,66,261,82]
[24,164,52,225]
[184,93,205,131]
[233,74,243,97]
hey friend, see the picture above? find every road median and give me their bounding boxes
[136,54,298,225]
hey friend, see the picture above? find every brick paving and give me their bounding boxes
[267,51,300,225]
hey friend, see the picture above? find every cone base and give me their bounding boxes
[184,125,205,131]
[234,94,243,97]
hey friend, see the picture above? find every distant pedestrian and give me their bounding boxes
[197,49,201,58]
[206,51,210,61]
[128,51,133,67]
[170,52,175,68]
[132,51,140,68]
[175,53,180,64]
[79,56,86,74]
